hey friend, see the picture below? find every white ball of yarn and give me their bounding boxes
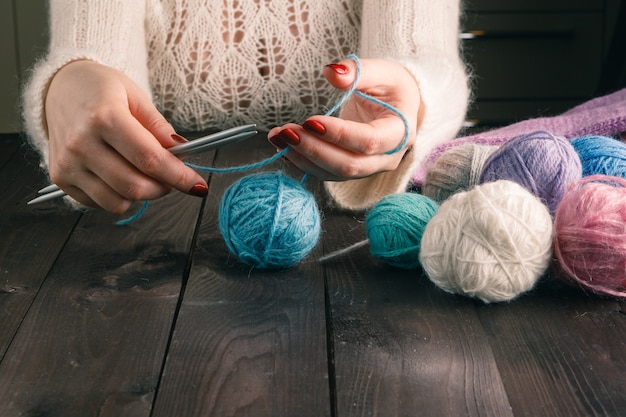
[419,180,553,303]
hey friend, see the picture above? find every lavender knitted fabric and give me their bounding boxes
[413,88,626,185]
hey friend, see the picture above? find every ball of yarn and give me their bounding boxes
[219,171,321,269]
[419,180,553,303]
[422,143,497,202]
[366,193,438,269]
[553,175,626,298]
[570,135,626,178]
[479,130,582,213]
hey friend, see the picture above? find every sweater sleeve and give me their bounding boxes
[324,0,470,211]
[21,0,151,171]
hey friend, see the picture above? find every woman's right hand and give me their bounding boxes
[44,60,209,213]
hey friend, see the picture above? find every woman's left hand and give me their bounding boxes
[268,57,422,181]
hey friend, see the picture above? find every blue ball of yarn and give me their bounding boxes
[366,192,438,269]
[570,135,626,178]
[479,130,582,213]
[219,171,321,269]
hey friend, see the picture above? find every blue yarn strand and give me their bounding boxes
[355,90,410,155]
[333,54,410,155]
[184,147,290,173]
[116,54,409,225]
[116,199,150,226]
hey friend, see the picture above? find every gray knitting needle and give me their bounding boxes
[168,123,257,156]
[34,124,258,194]
[37,183,61,194]
[28,124,257,205]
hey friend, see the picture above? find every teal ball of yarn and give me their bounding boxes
[218,171,321,269]
[570,135,626,178]
[366,193,438,269]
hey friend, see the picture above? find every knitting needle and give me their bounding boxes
[37,183,61,194]
[35,123,257,195]
[169,123,257,156]
[28,124,258,205]
[28,189,68,204]
[171,129,257,157]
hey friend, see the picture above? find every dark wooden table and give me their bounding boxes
[1,132,625,417]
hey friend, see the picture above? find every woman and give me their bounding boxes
[23,0,469,213]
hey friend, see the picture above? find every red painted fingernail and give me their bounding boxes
[326,63,349,75]
[171,133,188,143]
[302,120,327,135]
[268,133,288,149]
[278,128,301,146]
[188,183,208,197]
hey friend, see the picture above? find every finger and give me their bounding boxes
[272,114,406,158]
[303,114,409,156]
[104,112,209,198]
[324,57,415,100]
[61,171,134,214]
[271,126,405,180]
[122,77,187,149]
[80,136,173,201]
[49,124,173,204]
[321,59,419,153]
[278,148,337,181]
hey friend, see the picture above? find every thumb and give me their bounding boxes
[323,57,415,99]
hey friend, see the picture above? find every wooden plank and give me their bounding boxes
[323,209,514,417]
[0,144,80,359]
[152,136,332,417]
[477,278,626,417]
[0,150,209,416]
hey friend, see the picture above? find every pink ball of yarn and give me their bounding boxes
[553,175,626,298]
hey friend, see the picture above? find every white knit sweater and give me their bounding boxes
[23,0,469,211]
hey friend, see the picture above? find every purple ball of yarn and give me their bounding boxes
[479,130,582,213]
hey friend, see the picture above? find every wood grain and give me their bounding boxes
[323,208,514,417]
[477,278,626,417]
[0,150,207,416]
[2,132,626,417]
[0,143,80,358]
[152,137,331,417]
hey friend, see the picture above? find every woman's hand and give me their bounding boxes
[44,60,208,213]
[268,58,422,181]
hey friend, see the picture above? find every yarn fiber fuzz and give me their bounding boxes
[479,130,582,213]
[422,143,497,202]
[569,135,626,178]
[218,171,321,269]
[366,193,438,269]
[553,175,626,298]
[419,180,553,303]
